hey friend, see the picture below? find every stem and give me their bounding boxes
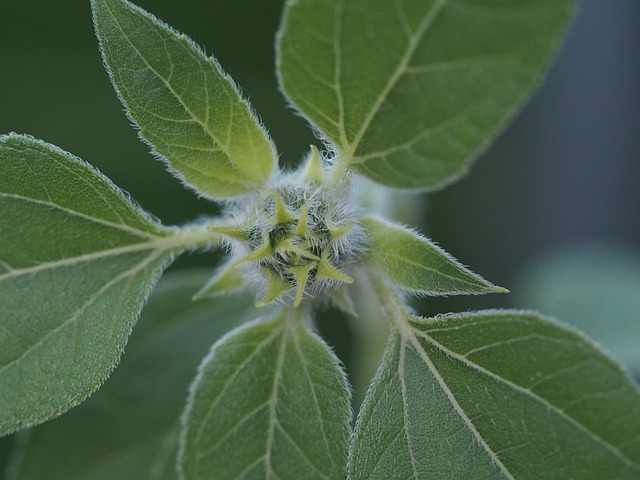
[161,222,222,253]
[350,268,412,406]
[368,270,413,338]
[327,151,352,186]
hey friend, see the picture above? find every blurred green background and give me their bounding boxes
[2,0,640,468]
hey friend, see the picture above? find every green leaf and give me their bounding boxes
[5,270,260,480]
[193,258,248,301]
[92,0,277,199]
[179,308,351,480]
[0,133,200,437]
[278,0,576,190]
[349,309,640,479]
[361,215,505,295]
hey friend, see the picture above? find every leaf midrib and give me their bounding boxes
[190,320,283,458]
[397,339,420,479]
[262,323,287,479]
[292,329,339,476]
[342,0,449,161]
[365,217,489,291]
[0,191,159,240]
[0,222,214,283]
[411,325,640,473]
[0,249,167,377]
[404,331,515,479]
[0,237,168,283]
[101,1,238,171]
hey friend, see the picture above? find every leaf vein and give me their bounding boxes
[345,0,449,158]
[399,340,421,478]
[0,191,158,240]
[192,324,283,449]
[414,329,640,470]
[103,2,236,167]
[406,332,515,479]
[1,250,165,376]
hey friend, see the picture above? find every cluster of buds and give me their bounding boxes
[204,147,363,308]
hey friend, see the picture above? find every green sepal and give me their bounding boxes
[235,234,273,266]
[289,263,316,307]
[270,189,296,225]
[294,204,311,237]
[316,253,354,284]
[327,220,353,240]
[256,268,292,307]
[274,237,320,261]
[300,145,326,184]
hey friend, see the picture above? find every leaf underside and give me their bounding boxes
[348,310,640,479]
[92,0,277,199]
[0,133,175,436]
[5,270,260,480]
[278,0,576,190]
[179,310,352,480]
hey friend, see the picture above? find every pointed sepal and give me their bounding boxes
[270,189,296,225]
[235,234,273,266]
[288,263,316,307]
[256,268,292,306]
[300,145,325,183]
[316,254,354,284]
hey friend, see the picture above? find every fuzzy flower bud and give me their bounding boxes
[209,149,363,307]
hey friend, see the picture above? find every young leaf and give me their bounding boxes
[92,0,278,199]
[278,0,576,189]
[361,215,505,296]
[5,270,260,480]
[179,309,351,480]
[193,258,248,300]
[349,310,640,479]
[0,134,196,436]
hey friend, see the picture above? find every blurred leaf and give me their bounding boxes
[349,310,640,479]
[361,215,505,296]
[92,0,278,199]
[0,134,183,436]
[514,244,640,372]
[193,258,248,300]
[278,0,576,189]
[179,309,351,480]
[5,270,260,480]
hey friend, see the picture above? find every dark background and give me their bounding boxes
[1,0,639,463]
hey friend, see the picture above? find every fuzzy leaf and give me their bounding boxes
[348,310,640,479]
[0,134,186,436]
[92,0,277,199]
[278,0,576,189]
[361,216,505,295]
[193,259,248,300]
[5,270,260,480]
[179,309,351,480]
